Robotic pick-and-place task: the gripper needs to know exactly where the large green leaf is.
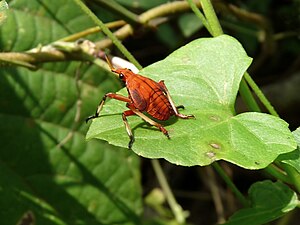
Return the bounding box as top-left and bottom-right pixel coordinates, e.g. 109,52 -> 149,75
1,0 -> 101,51
87,35 -> 297,169
0,1 -> 142,224
223,181 -> 298,225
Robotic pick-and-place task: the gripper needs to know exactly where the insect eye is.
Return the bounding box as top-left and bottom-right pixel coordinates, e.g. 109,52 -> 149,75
119,73 -> 124,79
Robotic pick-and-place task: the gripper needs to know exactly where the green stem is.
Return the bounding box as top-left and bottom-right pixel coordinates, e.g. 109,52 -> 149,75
244,72 -> 279,117
73,0 -> 142,70
200,0 -> 223,36
59,20 -> 126,42
88,0 -> 141,26
239,78 -> 261,112
212,163 -> 249,207
151,159 -> 186,224
281,163 -> 300,193
186,0 -> 213,35
264,165 -> 291,184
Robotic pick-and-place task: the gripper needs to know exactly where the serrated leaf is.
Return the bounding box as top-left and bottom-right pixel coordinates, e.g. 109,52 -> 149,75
86,35 -> 296,169
277,127 -> 300,173
0,65 -> 142,225
0,1 -> 142,224
223,181 -> 298,225
0,0 -> 101,51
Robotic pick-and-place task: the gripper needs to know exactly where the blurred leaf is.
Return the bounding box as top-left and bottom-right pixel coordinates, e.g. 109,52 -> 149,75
0,0 -> 8,25
115,0 -> 168,10
223,181 -> 298,225
0,0 -> 142,224
277,127 -> 300,173
178,13 -> 203,38
156,23 -> 182,50
87,35 -> 296,169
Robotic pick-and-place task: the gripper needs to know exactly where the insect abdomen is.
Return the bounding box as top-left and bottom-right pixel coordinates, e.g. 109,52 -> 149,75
127,75 -> 174,121
147,89 -> 173,121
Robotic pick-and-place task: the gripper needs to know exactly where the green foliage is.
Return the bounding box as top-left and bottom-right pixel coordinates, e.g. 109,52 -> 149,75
1,0 -> 299,224
86,35 -> 296,169
178,13 -> 203,38
115,0 -> 167,10
278,128 -> 300,173
224,181 -> 298,225
0,1 -> 142,224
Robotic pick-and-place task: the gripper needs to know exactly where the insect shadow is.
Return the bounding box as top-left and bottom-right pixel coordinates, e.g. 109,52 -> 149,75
97,112 -> 180,134
131,113 -> 180,134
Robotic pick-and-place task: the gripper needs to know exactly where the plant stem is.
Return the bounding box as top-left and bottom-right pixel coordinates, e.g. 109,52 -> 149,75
59,20 -> 126,42
73,0 -> 142,70
151,159 -> 187,224
200,0 -> 223,36
281,163 -> 300,193
212,163 -> 249,207
88,0 -> 141,26
244,72 -> 279,117
239,78 -> 261,112
186,0 -> 212,35
264,165 -> 291,184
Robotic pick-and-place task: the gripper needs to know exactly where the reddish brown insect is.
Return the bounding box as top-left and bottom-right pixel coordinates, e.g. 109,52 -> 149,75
86,57 -> 194,148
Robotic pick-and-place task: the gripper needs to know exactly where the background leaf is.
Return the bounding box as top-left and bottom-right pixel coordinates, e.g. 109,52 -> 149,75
178,13 -> 203,38
277,127 -> 300,173
0,1 -> 142,224
115,0 -> 168,10
87,35 -> 296,169
223,181 -> 298,225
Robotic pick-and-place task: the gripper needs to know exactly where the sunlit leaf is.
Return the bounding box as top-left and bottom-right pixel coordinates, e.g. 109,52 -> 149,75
87,35 -> 296,169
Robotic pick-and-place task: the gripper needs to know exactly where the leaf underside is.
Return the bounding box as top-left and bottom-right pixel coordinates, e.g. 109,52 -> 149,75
277,127 -> 300,173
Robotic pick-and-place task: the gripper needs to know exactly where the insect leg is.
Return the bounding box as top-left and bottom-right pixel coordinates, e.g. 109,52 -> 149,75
86,93 -> 131,123
176,105 -> 185,110
158,80 -> 195,119
122,110 -> 136,149
127,104 -> 170,139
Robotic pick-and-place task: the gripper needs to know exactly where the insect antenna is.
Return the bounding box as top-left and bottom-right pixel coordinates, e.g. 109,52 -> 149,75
105,54 -> 117,73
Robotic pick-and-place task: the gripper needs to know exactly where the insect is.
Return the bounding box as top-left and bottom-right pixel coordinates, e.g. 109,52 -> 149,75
86,56 -> 195,148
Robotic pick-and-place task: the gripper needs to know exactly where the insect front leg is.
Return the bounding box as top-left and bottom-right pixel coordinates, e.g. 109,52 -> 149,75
86,93 -> 131,123
122,110 -> 136,149
158,80 -> 195,119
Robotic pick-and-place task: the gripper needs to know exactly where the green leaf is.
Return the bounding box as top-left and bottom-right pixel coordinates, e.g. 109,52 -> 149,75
0,66 -> 142,225
1,0 -> 100,51
178,13 -> 203,38
223,181 -> 298,225
86,35 -> 296,169
0,162 -> 66,225
0,1 -> 142,224
115,0 -> 168,10
277,127 -> 300,173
